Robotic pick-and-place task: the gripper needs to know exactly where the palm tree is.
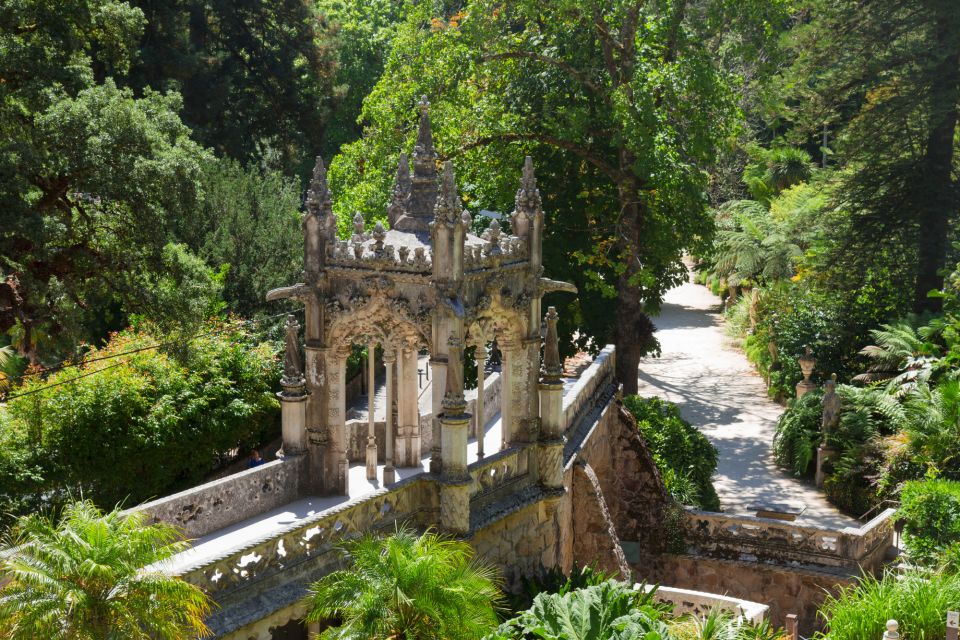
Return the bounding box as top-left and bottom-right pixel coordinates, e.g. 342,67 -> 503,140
0,500 -> 211,639
306,526 -> 503,640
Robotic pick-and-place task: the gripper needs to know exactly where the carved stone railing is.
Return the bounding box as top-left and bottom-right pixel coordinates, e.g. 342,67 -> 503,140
468,446 -> 532,502
682,507 -> 896,572
562,345 -> 615,431
172,475 -> 438,598
641,585 -> 768,624
134,456 -> 305,540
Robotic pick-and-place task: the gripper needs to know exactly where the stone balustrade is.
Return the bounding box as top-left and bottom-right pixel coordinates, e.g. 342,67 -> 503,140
641,584 -> 769,624
682,507 -> 896,572
134,456 -> 305,540
562,345 -> 615,431
468,446 -> 532,501
324,234 -> 528,273
173,474 -> 438,598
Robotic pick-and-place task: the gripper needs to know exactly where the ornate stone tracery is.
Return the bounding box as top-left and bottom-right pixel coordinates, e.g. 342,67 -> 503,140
267,97 -> 575,532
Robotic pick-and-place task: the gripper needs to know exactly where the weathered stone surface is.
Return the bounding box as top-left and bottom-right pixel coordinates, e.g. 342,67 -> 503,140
571,462 -> 630,579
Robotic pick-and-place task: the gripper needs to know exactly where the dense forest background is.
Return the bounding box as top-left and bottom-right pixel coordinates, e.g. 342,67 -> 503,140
0,0 -> 958,526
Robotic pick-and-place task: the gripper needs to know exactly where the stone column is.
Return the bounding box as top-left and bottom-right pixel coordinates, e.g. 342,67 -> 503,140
279,315 -> 308,457
429,356 -> 447,473
475,344 -> 487,460
439,335 -> 471,534
500,343 -> 514,450
397,347 -> 420,467
366,343 -> 378,481
322,351 -> 349,496
538,307 -> 564,490
384,349 -> 396,485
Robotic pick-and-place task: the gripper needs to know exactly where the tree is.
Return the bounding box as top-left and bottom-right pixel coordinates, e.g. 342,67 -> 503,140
330,0 -> 786,392
788,0 -> 960,314
0,1 -> 210,363
306,527 -> 503,639
0,500 -> 211,639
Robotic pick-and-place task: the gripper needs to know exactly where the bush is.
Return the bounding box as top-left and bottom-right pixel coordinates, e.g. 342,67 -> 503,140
0,320 -> 280,518
773,389 -> 823,476
815,570 -> 960,640
624,395 -> 720,511
897,480 -> 960,565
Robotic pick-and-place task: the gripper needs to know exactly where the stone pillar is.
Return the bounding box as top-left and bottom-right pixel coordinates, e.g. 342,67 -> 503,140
278,315 -> 308,457
475,344 -> 487,460
500,343 -> 514,450
320,351 -> 349,496
384,349 -> 396,485
396,347 -> 420,467
429,356 -> 447,473
366,343 -> 378,481
439,335 -> 471,534
538,307 -> 564,490
307,621 -> 321,639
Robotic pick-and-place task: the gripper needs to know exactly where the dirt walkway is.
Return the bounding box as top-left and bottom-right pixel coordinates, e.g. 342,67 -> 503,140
636,278 -> 858,529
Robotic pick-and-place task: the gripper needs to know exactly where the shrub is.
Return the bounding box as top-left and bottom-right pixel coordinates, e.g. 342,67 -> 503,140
773,389 -> 823,476
897,479 -> 960,564
624,396 -> 720,511
815,570 -> 960,640
0,320 -> 279,518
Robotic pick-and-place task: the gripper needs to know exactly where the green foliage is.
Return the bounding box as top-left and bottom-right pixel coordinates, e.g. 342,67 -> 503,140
0,320 -> 279,516
897,480 -> 960,565
669,609 -> 786,640
772,390 -> 823,477
307,526 -> 504,640
623,396 -> 720,511
488,580 -> 671,640
0,500 -> 211,639
509,565 -> 612,615
815,570 -> 960,640
177,158 -> 303,316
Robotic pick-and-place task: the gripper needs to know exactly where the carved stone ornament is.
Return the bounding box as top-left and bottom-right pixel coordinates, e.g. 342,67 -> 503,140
281,315 -> 304,387
542,306 -> 562,382
434,161 -> 463,226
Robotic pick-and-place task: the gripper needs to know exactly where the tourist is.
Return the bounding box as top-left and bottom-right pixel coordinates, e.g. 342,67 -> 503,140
248,449 -> 265,469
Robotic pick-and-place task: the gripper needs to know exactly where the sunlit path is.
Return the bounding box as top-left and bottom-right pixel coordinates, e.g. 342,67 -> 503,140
637,275 -> 858,529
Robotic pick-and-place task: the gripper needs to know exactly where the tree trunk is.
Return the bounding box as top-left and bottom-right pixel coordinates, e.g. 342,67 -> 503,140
914,26 -> 959,313
613,180 -> 650,396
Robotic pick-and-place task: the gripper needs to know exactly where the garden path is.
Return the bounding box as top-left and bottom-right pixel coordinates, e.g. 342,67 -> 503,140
636,276 -> 858,529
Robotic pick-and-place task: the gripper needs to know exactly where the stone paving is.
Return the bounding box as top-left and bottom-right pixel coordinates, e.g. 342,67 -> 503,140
636,277 -> 858,529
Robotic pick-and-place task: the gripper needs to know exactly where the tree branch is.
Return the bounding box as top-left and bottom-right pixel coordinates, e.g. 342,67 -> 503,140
481,51 -> 602,94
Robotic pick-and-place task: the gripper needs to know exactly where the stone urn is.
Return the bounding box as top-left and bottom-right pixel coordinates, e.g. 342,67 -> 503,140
795,347 -> 817,398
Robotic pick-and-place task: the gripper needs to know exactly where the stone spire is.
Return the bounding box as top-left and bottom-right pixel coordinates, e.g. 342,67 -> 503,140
511,156 -> 542,238
396,96 -> 438,232
434,161 -> 462,225
542,306 -> 562,382
388,153 -> 412,227
303,156 -> 335,281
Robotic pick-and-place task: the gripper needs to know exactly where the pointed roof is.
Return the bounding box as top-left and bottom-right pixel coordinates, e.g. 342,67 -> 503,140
395,96 -> 439,232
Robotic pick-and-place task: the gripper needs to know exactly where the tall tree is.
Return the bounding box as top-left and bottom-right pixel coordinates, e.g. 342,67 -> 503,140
0,0 -> 210,362
330,0 -> 785,392
789,0 -> 960,313
0,501 -> 211,639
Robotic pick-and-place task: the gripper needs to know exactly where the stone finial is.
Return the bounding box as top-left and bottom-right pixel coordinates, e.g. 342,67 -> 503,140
434,161 -> 462,225
306,156 -> 332,219
516,156 -> 542,217
461,209 -> 472,231
373,221 -> 386,254
352,212 -> 365,238
485,219 -> 503,256
883,620 -> 899,640
542,306 -> 562,382
388,153 -> 412,227
281,315 -> 304,386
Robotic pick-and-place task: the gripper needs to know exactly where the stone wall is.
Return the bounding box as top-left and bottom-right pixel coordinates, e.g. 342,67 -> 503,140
647,553 -> 854,635
135,455 -> 305,539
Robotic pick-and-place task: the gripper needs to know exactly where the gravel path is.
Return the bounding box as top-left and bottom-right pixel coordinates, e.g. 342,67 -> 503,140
636,278 -> 858,529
